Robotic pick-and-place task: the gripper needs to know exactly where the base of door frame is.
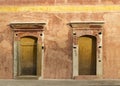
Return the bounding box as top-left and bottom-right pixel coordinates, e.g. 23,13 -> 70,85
73,75 -> 101,80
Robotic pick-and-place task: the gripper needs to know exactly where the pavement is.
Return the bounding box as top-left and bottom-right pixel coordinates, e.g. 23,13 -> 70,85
0,79 -> 120,86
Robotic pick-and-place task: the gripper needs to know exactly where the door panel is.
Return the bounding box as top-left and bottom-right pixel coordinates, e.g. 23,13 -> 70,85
78,36 -> 96,75
20,37 -> 37,75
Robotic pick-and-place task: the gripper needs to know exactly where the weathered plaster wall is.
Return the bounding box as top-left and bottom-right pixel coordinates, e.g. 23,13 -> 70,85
0,13 -> 73,79
103,13 -> 120,79
0,0 -> 120,5
0,12 -> 120,79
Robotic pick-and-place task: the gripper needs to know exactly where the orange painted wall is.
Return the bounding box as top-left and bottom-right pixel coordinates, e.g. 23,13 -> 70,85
0,0 -> 120,79
0,0 -> 119,5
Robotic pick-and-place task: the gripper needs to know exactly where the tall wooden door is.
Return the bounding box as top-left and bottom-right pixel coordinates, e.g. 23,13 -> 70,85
19,36 -> 37,75
78,36 -> 96,75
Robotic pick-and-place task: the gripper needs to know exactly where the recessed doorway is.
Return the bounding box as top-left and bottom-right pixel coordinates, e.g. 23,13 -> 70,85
78,35 -> 96,75
19,36 -> 38,76
10,22 -> 45,79
68,21 -> 104,78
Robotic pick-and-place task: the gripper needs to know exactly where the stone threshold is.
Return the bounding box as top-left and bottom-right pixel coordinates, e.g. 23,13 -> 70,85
0,79 -> 119,86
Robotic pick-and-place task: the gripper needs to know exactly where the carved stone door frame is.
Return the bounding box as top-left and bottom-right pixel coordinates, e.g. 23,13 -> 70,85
10,22 -> 46,79
68,21 -> 104,79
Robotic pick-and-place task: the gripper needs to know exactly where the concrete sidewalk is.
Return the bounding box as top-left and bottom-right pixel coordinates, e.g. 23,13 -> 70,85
0,79 -> 120,86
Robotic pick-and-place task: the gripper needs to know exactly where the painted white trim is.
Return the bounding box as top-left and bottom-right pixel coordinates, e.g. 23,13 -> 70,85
13,41 -> 18,78
73,45 -> 78,76
10,22 -> 47,24
39,31 -> 44,80
97,31 -> 103,77
69,21 -> 105,24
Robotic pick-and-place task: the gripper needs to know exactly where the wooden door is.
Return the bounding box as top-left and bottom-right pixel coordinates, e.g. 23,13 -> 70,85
78,36 -> 96,75
19,36 -> 37,75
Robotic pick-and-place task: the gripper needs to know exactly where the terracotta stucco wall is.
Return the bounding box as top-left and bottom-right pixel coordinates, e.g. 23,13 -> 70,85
103,13 -> 120,79
0,0 -> 120,5
0,0 -> 120,79
0,12 -> 120,79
